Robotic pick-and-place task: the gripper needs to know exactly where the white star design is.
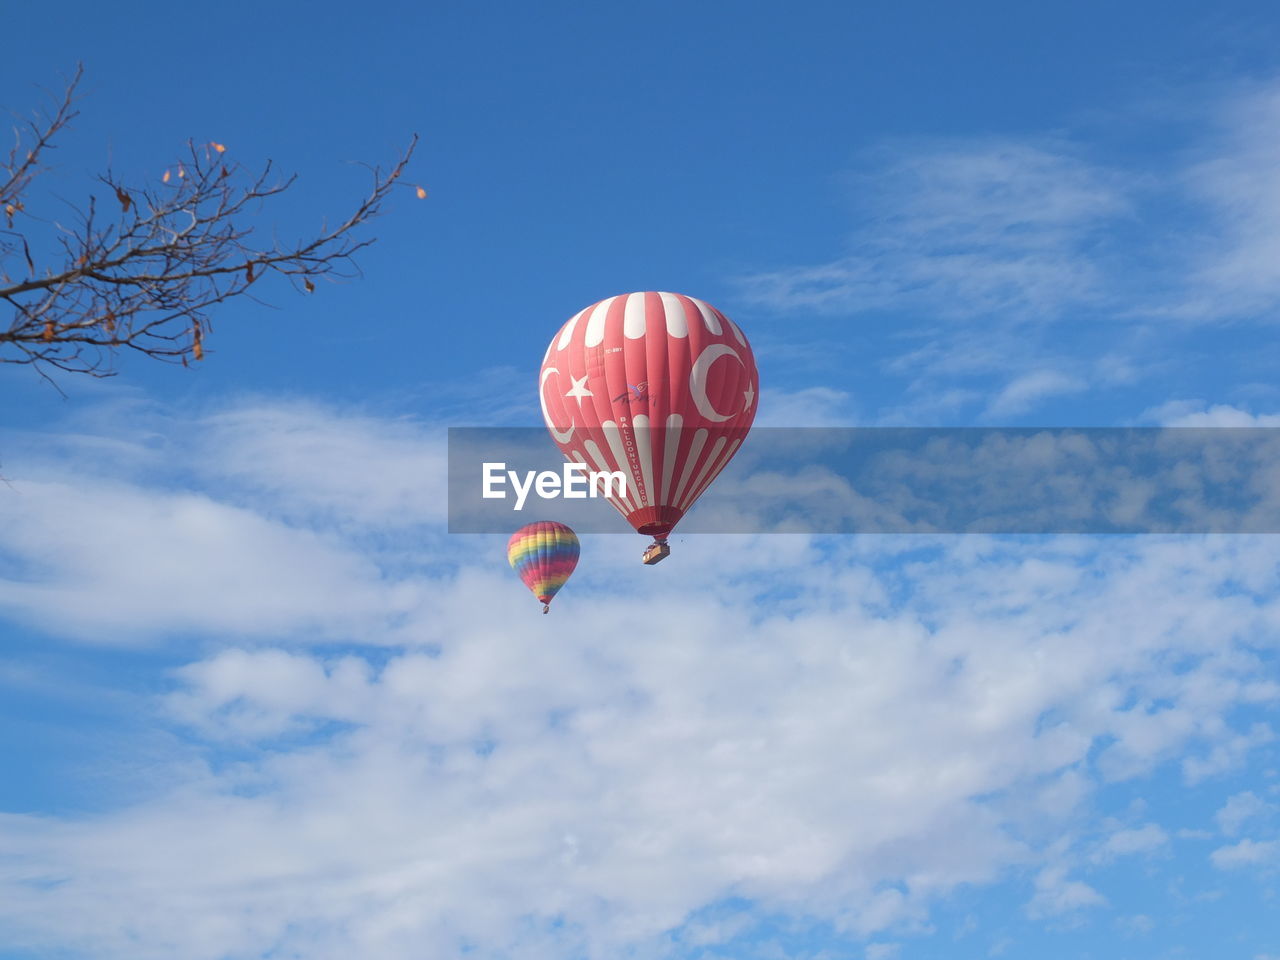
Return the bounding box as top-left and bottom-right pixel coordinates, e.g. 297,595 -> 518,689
565,374 -> 594,407
743,383 -> 755,411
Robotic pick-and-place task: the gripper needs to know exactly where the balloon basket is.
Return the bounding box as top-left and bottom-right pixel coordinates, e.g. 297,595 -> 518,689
642,541 -> 671,565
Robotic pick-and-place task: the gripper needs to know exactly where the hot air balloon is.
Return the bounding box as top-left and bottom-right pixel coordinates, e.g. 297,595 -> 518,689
508,521 -> 580,613
539,292 -> 758,563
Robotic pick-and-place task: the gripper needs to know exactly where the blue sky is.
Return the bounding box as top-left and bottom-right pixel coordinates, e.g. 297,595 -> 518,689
2,1 -> 1280,958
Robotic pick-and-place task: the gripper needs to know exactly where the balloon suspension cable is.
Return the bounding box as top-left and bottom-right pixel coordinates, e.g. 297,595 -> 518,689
542,603 -> 550,614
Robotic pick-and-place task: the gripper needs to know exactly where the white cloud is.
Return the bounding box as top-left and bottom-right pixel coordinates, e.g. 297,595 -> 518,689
0,476 -> 409,643
1216,791 -> 1273,836
1210,838 -> 1279,869
0,398 -> 1279,958
1027,864 -> 1106,919
753,386 -> 858,427
739,139 -> 1126,322
1094,823 -> 1169,862
1144,401 -> 1280,428
1183,724 -> 1276,785
672,908 -> 754,947
166,648 -> 379,739
984,371 -> 1088,420
1181,84 -> 1280,317
0,398 -> 468,644
988,935 -> 1013,956
734,79 -> 1280,420
1117,914 -> 1155,936
194,399 -> 448,528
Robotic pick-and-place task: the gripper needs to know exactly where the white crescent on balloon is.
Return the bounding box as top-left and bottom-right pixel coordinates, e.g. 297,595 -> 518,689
689,344 -> 746,423
540,368 -> 574,443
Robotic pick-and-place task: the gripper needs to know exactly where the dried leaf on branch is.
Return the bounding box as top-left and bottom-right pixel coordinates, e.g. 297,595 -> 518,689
1,65 -> 421,379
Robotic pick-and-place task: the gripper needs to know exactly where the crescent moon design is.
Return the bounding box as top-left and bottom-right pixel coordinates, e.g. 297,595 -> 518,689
540,367 -> 574,443
689,344 -> 743,423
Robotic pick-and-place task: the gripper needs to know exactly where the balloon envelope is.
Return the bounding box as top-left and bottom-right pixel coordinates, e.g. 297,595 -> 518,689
539,292 -> 758,541
507,521 -> 580,609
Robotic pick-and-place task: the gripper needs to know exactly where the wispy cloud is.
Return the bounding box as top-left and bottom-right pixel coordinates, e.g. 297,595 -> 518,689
733,80 -> 1280,421
195,398 -> 449,528
1209,837 -> 1279,869
1144,400 -> 1280,427
1027,863 -> 1107,919
752,386 -> 859,426
0,475 -> 403,642
1180,84 -> 1280,318
985,370 -> 1089,419
739,139 -> 1127,322
1215,791 -> 1273,837
1092,823 -> 1169,863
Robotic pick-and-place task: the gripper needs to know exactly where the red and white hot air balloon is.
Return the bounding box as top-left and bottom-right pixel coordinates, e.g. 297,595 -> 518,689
539,291 -> 759,563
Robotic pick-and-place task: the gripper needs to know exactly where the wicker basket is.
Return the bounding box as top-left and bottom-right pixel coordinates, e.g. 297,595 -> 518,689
642,542 -> 671,565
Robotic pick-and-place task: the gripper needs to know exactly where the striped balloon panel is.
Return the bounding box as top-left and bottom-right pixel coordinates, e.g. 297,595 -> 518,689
507,520 -> 580,603
538,292 -> 758,540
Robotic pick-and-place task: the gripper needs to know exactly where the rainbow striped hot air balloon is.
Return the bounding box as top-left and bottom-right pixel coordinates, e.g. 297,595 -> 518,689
507,521 -> 580,613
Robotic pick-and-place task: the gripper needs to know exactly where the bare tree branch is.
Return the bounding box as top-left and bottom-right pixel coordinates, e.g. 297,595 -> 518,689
0,64 -> 81,215
1,67 -> 421,378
